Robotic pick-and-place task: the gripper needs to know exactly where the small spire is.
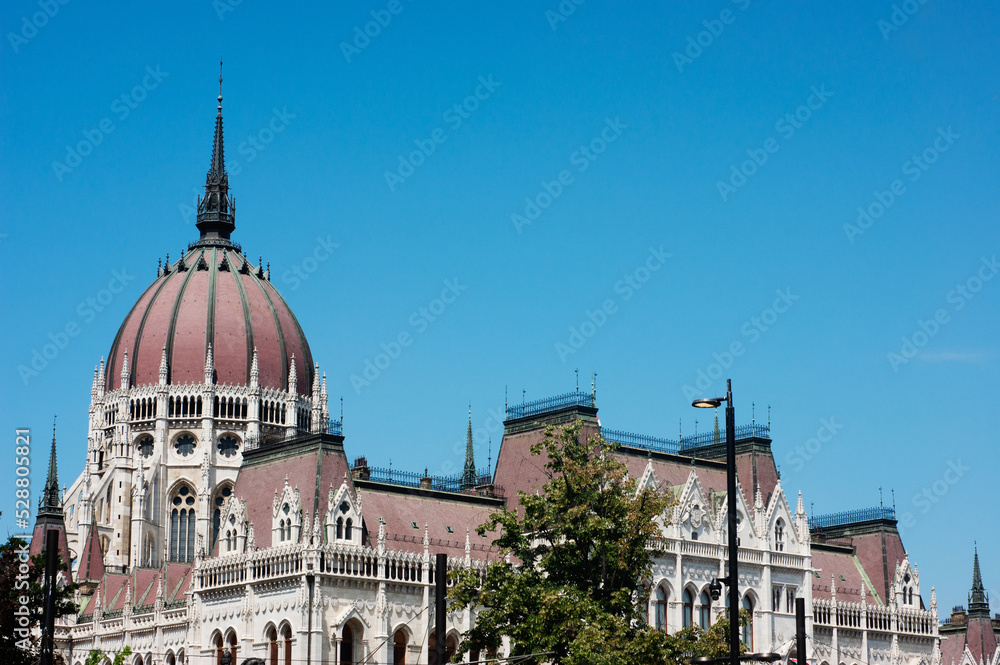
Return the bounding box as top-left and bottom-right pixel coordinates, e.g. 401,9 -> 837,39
713,409 -> 721,445
462,404 -> 477,490
120,349 -> 130,389
250,346 -> 259,387
158,346 -> 169,385
204,342 -> 215,384
38,417 -> 61,515
288,353 -> 298,394
969,545 -> 990,616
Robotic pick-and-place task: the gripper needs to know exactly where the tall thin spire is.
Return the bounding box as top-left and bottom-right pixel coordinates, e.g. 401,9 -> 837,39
39,416 -> 61,515
969,545 -> 990,617
462,404 -> 477,490
196,58 -> 235,242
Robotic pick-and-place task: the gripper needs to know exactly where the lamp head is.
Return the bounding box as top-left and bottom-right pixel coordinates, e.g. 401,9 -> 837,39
692,397 -> 723,408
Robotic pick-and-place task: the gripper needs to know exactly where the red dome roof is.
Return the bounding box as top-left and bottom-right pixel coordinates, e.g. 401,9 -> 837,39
105,246 -> 314,395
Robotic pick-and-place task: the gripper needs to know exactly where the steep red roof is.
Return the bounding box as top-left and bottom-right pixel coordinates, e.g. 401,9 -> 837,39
233,434 -> 353,549
357,483 -> 502,560
810,546 -> 871,602
851,529 -> 907,604
78,525 -> 105,582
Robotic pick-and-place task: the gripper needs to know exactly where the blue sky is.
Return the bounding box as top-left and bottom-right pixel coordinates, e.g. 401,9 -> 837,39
2,1 -> 997,613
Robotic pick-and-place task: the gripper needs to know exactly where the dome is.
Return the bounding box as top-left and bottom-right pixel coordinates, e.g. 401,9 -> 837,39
104,77 -> 314,395
105,247 -> 314,395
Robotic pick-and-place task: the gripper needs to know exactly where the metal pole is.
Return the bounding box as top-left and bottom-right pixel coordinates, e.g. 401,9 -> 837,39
726,380 -> 740,665
436,552 -> 447,665
796,597 -> 807,665
40,529 -> 59,665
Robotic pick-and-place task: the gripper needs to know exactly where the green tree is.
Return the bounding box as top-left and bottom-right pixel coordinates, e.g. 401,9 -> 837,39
86,645 -> 132,665
450,421 -> 747,665
0,535 -> 79,665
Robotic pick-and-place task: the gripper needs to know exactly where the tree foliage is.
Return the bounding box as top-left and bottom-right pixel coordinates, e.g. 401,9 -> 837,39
451,420 -> 746,665
0,535 -> 79,665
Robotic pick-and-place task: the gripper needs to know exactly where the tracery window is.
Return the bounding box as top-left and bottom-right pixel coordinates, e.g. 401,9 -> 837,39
655,586 -> 669,632
683,589 -> 694,627
174,433 -> 196,458
774,518 -> 785,552
169,485 -> 196,562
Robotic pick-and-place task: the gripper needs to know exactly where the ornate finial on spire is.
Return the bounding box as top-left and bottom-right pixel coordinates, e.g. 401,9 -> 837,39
462,404 -> 477,490
204,343 -> 215,385
120,349 -> 130,389
713,408 -> 721,445
196,60 -> 235,243
159,346 -> 169,385
288,353 -> 298,394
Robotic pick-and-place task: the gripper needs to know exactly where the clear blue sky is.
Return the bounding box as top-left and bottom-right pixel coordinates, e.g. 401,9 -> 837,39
2,1 -> 997,614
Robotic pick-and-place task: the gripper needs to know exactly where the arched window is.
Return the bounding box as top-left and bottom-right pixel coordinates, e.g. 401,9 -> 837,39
213,634 -> 224,665
336,517 -> 343,539
655,586 -> 669,632
340,624 -> 355,665
742,595 -> 754,648
774,518 -> 785,552
169,485 -> 196,562
226,631 -> 238,663
683,589 -> 694,627
282,624 -> 292,665
699,591 -> 712,628
345,518 -> 353,540
267,626 -> 278,665
393,629 -> 408,664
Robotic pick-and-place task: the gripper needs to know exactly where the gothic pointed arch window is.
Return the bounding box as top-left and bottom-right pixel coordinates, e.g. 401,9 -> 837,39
683,589 -> 694,627
266,626 -> 278,665
655,585 -> 669,632
169,484 -> 197,562
774,518 -> 785,552
699,590 -> 712,628
742,595 -> 754,648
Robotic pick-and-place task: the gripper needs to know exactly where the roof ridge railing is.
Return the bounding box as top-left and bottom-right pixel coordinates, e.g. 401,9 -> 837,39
505,389 -> 596,420
811,506 -> 896,529
360,465 -> 501,497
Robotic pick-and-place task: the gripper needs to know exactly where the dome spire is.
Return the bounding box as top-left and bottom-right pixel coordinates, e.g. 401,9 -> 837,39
196,58 -> 235,243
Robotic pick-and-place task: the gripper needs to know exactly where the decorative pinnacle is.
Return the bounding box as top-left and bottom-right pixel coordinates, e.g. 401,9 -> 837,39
39,416 -> 61,514
196,59 -> 235,241
969,546 -> 990,616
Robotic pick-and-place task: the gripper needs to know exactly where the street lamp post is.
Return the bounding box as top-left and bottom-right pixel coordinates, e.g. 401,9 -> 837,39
693,379 -> 739,665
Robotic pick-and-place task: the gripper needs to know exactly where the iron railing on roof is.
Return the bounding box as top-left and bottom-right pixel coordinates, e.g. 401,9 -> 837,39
811,506 -> 896,529
678,423 -> 770,450
328,418 -> 343,436
601,429 -> 679,454
505,390 -> 596,420
363,466 -> 500,495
